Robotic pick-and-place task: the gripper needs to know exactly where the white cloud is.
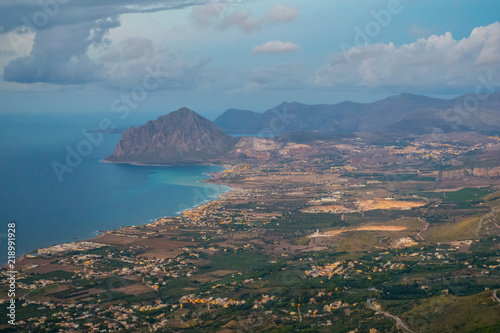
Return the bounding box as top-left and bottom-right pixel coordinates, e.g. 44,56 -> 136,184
220,10 -> 261,33
3,19 -> 119,84
0,31 -> 34,76
252,40 -> 301,54
191,2 -> 229,28
4,28 -> 212,90
267,4 -> 299,23
1,0 -> 213,86
315,22 -> 500,90
191,2 -> 299,33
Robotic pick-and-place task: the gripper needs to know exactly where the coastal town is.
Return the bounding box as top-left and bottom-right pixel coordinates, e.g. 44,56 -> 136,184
3,0 -> 500,331
2,131 -> 500,332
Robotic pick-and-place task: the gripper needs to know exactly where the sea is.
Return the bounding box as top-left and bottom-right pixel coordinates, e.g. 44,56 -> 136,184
0,112 -> 231,264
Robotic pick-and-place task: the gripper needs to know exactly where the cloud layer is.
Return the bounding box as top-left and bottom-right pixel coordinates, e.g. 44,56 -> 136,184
0,0 -> 207,33
192,3 -> 299,33
2,1 -> 499,102
4,18 -> 119,84
101,37 -> 210,90
315,22 -> 500,90
1,0 -> 215,87
252,40 -> 301,54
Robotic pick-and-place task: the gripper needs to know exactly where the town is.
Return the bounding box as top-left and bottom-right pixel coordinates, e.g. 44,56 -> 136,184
1,133 -> 500,332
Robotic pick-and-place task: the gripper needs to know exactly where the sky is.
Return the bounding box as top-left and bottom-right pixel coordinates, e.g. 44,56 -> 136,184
1,0 -> 500,117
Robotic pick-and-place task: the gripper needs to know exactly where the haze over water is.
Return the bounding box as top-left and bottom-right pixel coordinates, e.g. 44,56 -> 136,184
0,112 -> 230,264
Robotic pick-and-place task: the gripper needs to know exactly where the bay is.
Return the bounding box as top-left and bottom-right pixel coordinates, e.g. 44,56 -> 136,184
0,112 -> 230,264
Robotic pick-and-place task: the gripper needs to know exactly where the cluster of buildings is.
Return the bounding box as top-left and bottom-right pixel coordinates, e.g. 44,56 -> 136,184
305,258 -> 414,279
388,141 -> 489,161
33,241 -> 105,256
0,299 -> 148,331
252,295 -> 277,309
180,294 -> 246,308
367,261 -> 407,273
323,300 -> 347,312
305,261 -> 356,278
18,278 -> 71,290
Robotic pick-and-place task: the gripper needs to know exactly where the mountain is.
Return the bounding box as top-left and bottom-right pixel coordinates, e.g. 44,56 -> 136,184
215,101 -> 367,135
104,107 -> 238,165
105,92 -> 500,165
213,108 -> 263,134
214,92 -> 500,135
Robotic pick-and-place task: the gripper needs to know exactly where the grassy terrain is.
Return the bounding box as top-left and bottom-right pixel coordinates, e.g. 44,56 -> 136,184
427,203 -> 500,242
427,216 -> 484,242
21,270 -> 74,284
414,187 -> 493,204
400,292 -> 500,333
207,251 -> 270,272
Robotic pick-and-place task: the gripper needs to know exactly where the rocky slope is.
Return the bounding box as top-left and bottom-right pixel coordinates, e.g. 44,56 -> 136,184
105,108 -> 238,164
441,167 -> 500,179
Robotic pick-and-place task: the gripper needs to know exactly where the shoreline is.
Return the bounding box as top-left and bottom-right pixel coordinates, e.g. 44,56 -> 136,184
10,163 -> 236,266
101,158 -> 226,168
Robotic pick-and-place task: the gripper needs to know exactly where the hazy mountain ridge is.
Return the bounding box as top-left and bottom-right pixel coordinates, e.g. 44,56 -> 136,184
105,92 -> 500,165
215,92 -> 500,135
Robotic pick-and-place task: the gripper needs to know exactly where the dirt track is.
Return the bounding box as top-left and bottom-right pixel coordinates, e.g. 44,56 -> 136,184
310,226 -> 407,237
357,199 -> 426,211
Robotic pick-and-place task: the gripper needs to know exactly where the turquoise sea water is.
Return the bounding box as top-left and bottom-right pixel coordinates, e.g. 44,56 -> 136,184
0,112 -> 231,264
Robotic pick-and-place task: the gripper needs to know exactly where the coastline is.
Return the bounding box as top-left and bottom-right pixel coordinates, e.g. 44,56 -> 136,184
11,163 -> 236,266
101,158 -> 226,168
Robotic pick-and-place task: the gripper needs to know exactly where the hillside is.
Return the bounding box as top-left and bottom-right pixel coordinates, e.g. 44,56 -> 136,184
104,107 -> 238,165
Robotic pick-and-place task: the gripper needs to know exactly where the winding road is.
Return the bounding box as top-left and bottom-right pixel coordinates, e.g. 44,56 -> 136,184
416,217 -> 429,241
493,289 -> 500,304
367,298 -> 415,333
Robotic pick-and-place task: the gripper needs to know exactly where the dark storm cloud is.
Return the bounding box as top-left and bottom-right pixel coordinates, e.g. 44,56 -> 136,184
3,18 -> 120,84
0,0 -> 207,33
1,0 -> 219,85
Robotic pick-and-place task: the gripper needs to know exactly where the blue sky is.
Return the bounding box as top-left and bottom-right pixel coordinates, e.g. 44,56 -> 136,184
1,0 -> 500,116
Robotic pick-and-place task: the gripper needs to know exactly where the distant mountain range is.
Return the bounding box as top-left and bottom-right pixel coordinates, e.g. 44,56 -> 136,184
214,92 -> 500,135
105,92 -> 500,165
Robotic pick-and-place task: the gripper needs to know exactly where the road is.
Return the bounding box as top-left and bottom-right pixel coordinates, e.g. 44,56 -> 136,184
367,298 -> 416,333
416,217 -> 429,241
493,289 -> 500,304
